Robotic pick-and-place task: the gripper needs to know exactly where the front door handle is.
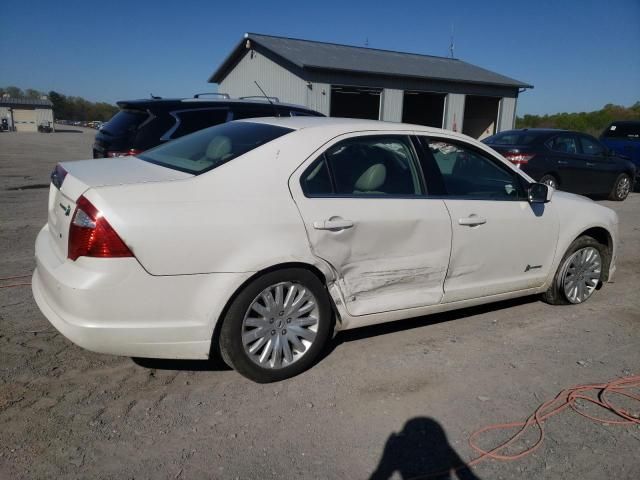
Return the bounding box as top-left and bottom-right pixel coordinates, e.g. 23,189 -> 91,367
557,160 -> 569,165
458,215 -> 487,226
586,162 -> 596,167
313,218 -> 354,230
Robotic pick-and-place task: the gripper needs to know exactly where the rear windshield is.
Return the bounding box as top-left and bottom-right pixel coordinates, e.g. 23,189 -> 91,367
485,131 -> 538,146
602,122 -> 640,139
100,109 -> 148,136
137,121 -> 293,175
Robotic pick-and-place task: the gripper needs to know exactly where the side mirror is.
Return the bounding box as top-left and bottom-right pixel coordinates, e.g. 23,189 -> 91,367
528,183 -> 553,203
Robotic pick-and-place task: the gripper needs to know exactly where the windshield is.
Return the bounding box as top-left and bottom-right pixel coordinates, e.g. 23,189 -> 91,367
602,122 -> 640,139
137,121 -> 293,175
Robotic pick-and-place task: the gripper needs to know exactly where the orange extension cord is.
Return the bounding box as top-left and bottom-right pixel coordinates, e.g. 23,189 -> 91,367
0,274 -> 32,289
412,374 -> 640,479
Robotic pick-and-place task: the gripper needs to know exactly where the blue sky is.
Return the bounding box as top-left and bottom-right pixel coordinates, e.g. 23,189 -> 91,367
1,0 -> 638,115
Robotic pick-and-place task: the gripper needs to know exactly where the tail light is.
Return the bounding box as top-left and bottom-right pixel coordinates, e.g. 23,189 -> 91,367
504,151 -> 535,167
68,196 -> 133,261
50,164 -> 68,189
106,149 -> 143,158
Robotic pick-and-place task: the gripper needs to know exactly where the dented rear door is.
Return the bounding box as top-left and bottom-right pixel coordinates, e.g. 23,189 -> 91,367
290,133 -> 452,317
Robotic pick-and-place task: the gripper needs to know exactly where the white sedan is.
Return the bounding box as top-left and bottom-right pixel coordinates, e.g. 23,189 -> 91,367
33,117 -> 618,382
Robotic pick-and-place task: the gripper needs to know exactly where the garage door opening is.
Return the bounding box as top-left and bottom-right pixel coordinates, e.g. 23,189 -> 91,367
463,96 -> 500,140
402,91 -> 445,127
330,86 -> 381,120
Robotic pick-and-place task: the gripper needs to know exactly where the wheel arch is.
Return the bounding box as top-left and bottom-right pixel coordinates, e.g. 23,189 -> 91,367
574,226 -> 613,281
208,261 -> 339,360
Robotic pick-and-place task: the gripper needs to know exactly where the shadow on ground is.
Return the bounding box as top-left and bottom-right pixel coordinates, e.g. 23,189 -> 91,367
131,356 -> 231,372
54,128 -> 83,133
370,417 -> 481,480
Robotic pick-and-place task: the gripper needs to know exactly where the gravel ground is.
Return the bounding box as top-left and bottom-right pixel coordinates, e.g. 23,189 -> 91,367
0,129 -> 638,480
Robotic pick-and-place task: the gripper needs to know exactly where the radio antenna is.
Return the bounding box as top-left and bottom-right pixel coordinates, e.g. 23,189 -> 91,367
254,81 -> 279,117
449,24 -> 455,58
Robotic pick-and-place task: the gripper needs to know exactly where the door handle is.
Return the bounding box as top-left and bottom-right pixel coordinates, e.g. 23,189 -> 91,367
458,215 -> 487,226
586,162 -> 596,167
557,160 -> 569,165
313,218 -> 354,230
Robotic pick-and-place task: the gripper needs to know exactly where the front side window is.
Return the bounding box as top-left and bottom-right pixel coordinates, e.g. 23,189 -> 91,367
427,140 -> 523,200
602,122 -> 640,139
138,121 -> 292,175
546,134 -> 578,154
301,136 -> 423,196
579,135 -> 604,156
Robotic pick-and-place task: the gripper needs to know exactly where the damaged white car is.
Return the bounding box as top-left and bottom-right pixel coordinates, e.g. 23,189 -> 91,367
33,117 -> 618,382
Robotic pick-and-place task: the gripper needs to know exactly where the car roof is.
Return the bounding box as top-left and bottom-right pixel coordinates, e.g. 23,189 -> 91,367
237,115 -> 462,136
116,97 -> 318,112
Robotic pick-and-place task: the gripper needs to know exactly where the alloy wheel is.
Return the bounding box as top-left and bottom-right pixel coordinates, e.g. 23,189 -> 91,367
561,247 -> 601,304
616,175 -> 631,199
241,282 -> 319,369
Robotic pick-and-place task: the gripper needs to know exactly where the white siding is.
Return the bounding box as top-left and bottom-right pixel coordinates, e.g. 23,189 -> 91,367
219,51 -> 308,106
443,93 -> 465,133
306,82 -> 331,116
497,97 -> 517,132
380,89 -> 403,122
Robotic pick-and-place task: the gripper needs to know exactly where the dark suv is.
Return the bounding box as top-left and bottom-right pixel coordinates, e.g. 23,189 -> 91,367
93,94 -> 323,158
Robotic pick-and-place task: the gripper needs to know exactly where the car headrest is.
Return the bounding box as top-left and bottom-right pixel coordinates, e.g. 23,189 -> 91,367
354,163 -> 386,192
205,136 -> 232,161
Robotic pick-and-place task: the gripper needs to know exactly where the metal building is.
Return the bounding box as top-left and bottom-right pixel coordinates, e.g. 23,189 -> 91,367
209,33 -> 533,139
0,96 -> 54,132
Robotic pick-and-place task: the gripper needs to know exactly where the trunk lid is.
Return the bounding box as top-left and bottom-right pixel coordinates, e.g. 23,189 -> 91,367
47,156 -> 192,259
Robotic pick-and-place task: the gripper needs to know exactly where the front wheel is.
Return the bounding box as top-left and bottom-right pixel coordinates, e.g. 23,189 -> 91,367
542,236 -> 605,305
609,173 -> 631,201
218,268 -> 333,382
539,174 -> 558,189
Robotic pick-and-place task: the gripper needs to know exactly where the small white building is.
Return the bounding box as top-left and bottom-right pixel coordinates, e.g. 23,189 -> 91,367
0,96 -> 54,132
210,33 -> 533,139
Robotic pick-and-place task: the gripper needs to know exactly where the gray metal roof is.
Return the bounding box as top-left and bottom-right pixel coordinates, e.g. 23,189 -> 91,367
210,33 -> 533,89
0,97 -> 53,107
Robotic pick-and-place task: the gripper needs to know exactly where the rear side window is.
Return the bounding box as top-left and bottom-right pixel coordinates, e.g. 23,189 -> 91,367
546,135 -> 578,154
602,123 -> 640,139
169,108 -> 230,138
301,136 -> 423,196
101,110 -> 148,136
138,122 -> 292,175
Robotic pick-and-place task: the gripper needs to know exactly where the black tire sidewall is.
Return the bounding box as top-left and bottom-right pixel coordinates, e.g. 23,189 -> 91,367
219,268 -> 333,383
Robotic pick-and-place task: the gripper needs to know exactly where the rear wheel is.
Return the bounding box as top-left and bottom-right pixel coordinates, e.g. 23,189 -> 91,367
542,236 -> 605,305
608,173 -> 631,201
539,174 -> 558,189
219,268 -> 333,383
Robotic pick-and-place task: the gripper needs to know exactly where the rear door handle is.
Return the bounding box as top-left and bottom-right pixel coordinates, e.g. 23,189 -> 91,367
458,215 -> 487,226
557,160 -> 569,165
586,162 -> 596,167
313,219 -> 354,230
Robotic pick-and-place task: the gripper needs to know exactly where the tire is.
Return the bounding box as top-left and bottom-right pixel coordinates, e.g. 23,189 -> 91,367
539,174 -> 558,189
542,235 -> 606,305
218,268 -> 333,383
608,173 -> 631,201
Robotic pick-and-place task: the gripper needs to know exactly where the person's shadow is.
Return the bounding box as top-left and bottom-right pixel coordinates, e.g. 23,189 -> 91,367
370,417 -> 481,480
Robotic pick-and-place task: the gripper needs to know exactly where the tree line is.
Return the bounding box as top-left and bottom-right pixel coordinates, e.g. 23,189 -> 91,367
516,102 -> 640,137
0,86 -> 119,122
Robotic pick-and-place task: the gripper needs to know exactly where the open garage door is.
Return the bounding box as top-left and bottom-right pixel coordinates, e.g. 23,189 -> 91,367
463,96 -> 500,140
13,109 -> 37,132
402,91 -> 445,127
330,86 -> 381,120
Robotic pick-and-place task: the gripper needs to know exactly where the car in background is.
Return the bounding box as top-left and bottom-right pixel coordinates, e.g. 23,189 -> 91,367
93,94 -> 323,158
34,117 -> 618,382
600,121 -> 640,180
483,129 -> 636,201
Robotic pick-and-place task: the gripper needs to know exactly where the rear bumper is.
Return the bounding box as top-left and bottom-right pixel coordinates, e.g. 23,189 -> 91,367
32,225 -> 251,359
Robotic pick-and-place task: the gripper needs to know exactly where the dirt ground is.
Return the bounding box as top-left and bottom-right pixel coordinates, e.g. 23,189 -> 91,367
0,129 -> 638,480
